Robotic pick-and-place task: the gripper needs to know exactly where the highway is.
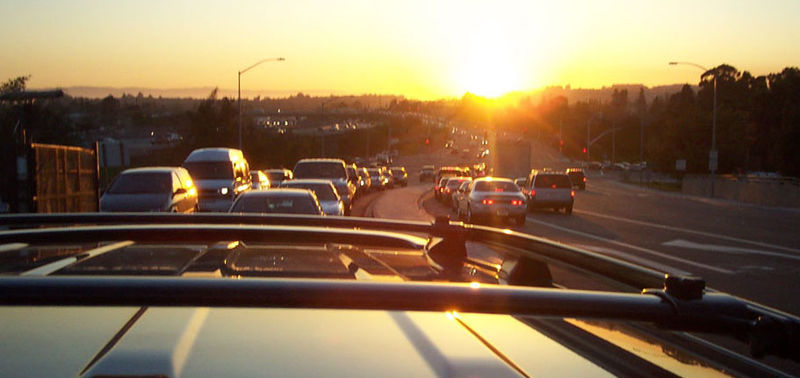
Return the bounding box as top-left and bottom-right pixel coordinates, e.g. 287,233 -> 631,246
359,139 -> 800,317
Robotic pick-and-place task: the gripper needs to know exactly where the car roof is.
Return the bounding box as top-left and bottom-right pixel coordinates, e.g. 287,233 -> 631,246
473,176 -> 513,183
120,167 -> 183,174
295,158 -> 345,164
184,148 -> 244,162
282,179 -> 335,186
237,188 -> 315,198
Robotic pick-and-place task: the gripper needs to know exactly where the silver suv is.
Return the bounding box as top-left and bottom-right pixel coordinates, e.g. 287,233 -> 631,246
522,170 -> 574,214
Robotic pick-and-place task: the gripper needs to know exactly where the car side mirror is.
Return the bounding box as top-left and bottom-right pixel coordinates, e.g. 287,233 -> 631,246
173,188 -> 187,196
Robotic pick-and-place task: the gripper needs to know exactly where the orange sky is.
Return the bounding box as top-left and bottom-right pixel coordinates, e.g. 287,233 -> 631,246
1,1 -> 798,99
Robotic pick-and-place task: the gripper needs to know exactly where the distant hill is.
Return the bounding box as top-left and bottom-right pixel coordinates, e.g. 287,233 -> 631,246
57,86 -> 335,99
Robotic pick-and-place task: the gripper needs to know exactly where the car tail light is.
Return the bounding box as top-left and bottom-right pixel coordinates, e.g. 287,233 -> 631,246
582,177 -> 587,182
551,184 -> 556,189
494,188 -> 504,192
571,190 -> 575,197
445,188 -> 451,194
511,200 -> 523,206
481,199 -> 494,205
530,190 -> 536,197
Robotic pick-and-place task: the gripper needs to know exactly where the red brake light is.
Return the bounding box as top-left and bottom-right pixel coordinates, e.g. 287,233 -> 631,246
445,188 -> 451,193
552,184 -> 556,189
511,200 -> 523,206
583,177 -> 587,182
571,190 -> 575,197
494,188 -> 504,192
481,199 -> 494,205
530,189 -> 535,197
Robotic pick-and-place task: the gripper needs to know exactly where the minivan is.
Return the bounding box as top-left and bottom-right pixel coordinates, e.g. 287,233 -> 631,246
182,148 -> 251,212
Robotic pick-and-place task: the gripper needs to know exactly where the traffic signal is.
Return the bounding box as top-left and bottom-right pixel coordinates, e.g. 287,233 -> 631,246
582,147 -> 587,154
425,138 -> 430,145
560,140 -> 564,146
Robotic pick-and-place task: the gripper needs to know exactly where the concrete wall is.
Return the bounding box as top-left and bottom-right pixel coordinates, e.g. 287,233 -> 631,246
682,175 -> 800,208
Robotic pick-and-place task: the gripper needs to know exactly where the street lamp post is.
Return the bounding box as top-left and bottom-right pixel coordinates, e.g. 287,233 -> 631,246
238,57 -> 285,150
669,61 -> 717,197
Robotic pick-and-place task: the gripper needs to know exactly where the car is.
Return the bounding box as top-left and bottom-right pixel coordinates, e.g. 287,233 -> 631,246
250,170 -> 271,190
182,148 -> 251,212
229,188 -> 324,215
280,179 -> 345,216
264,168 -> 293,185
366,167 -> 388,190
2,213 -> 795,377
359,167 -> 373,193
434,177 -> 449,201
389,166 -> 408,187
566,168 -> 587,190
345,164 -> 362,197
100,167 -> 198,213
523,170 -> 575,214
450,178 -> 473,211
434,166 -> 466,185
442,176 -> 471,205
419,165 -> 435,182
458,177 -> 527,224
293,158 -> 355,215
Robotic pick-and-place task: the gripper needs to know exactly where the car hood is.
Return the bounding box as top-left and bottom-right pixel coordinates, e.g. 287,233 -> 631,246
100,193 -> 169,212
1,306 -> 615,377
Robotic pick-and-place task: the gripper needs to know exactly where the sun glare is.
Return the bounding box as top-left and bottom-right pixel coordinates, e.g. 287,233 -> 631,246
453,25 -> 527,98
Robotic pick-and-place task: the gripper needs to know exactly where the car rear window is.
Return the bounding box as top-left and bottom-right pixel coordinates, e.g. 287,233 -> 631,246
231,195 -> 319,214
107,172 -> 171,194
182,161 -> 233,180
282,183 -> 338,201
294,162 -> 346,179
446,179 -> 469,188
474,181 -> 518,192
534,175 -> 572,188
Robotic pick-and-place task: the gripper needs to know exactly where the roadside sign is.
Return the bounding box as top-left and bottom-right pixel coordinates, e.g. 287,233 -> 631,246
675,159 -> 686,171
709,150 -> 718,172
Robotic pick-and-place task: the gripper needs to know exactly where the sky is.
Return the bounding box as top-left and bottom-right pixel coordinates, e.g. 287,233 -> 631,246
1,0 -> 798,100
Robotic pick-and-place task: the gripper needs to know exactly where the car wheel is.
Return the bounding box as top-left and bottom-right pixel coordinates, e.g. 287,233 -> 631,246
565,205 -> 573,215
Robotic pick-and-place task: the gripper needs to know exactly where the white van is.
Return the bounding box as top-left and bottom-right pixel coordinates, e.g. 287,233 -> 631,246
182,148 -> 251,212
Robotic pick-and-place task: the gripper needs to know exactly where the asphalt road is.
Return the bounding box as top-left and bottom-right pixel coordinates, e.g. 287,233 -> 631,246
367,135 -> 800,316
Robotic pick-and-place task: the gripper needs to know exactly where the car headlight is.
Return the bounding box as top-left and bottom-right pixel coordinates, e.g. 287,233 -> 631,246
219,187 -> 229,196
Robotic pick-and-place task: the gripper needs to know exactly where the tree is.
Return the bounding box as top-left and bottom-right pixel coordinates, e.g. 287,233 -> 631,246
0,75 -> 29,94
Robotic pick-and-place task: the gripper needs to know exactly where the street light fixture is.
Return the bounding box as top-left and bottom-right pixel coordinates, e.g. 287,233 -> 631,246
669,61 -> 718,196
238,57 -> 285,150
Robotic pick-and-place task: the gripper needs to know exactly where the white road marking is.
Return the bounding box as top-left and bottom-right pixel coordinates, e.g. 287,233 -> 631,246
571,244 -> 691,275
574,209 -> 800,254
525,216 -> 735,275
662,239 -> 800,261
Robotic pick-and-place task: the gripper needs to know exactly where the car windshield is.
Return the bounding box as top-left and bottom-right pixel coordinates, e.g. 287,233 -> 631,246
446,179 -> 468,189
107,172 -> 170,194
533,175 -> 572,189
265,171 -> 286,181
182,161 -> 233,180
231,195 -> 319,214
294,162 -> 346,179
474,181 -> 519,192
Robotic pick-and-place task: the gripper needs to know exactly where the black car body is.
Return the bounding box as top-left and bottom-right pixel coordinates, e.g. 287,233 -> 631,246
566,168 -> 587,190
0,213 -> 798,376
100,167 -> 198,213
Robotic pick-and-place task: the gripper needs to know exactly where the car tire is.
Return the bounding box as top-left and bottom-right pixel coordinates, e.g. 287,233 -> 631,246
565,205 -> 573,215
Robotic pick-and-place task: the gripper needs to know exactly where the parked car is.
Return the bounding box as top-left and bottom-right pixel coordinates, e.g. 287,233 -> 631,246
389,166 -> 408,187
100,167 -> 198,213
419,165 -> 435,182
182,148 -> 251,212
250,170 -> 271,190
523,170 -> 575,214
229,188 -> 323,215
566,168 -> 587,190
280,179 -> 345,216
293,158 -> 355,215
458,177 -> 527,225
264,168 -> 293,185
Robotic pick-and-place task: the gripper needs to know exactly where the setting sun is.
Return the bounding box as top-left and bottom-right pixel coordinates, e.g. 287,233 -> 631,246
451,23 -> 528,98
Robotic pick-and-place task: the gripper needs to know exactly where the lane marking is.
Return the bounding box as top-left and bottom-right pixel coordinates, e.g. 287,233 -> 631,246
662,239 -> 800,261
525,216 -> 735,275
574,209 -> 800,254
571,243 -> 691,276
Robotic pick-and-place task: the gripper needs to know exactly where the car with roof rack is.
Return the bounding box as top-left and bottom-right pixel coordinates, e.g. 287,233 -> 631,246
0,213 -> 798,377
